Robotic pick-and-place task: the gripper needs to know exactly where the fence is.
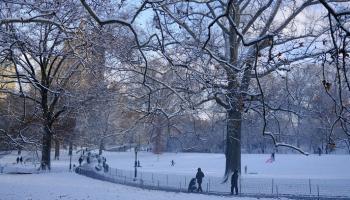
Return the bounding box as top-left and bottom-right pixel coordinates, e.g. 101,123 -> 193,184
75,165 -> 350,199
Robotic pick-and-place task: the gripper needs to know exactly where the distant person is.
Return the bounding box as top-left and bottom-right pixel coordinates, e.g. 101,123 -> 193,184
244,165 -> 247,174
78,156 -> 83,166
16,157 -> 19,164
195,168 -> 205,192
137,160 -> 141,167
188,178 -> 197,192
171,160 -> 175,166
271,152 -> 275,161
19,156 -> 23,164
231,169 -> 239,195
104,163 -> 109,173
318,147 -> 322,156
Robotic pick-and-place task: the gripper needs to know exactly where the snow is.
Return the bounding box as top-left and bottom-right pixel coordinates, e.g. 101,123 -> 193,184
0,171 -> 282,200
3,150 -> 350,179
100,151 -> 350,179
1,150 -> 350,199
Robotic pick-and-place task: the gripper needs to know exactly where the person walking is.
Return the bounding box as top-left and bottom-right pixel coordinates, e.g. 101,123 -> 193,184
231,169 -> 239,195
16,157 -> 19,164
78,156 -> 83,166
171,160 -> 175,166
19,156 -> 23,164
195,168 -> 205,192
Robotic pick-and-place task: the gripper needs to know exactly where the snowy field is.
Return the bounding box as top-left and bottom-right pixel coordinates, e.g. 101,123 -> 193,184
100,151 -> 350,179
1,150 -> 350,199
0,172 -> 284,200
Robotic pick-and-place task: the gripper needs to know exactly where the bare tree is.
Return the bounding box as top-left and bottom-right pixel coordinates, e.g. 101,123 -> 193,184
76,0 -> 350,178
0,0 -> 86,169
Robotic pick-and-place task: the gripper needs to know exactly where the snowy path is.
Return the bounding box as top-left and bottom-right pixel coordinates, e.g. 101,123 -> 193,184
0,172 -> 282,200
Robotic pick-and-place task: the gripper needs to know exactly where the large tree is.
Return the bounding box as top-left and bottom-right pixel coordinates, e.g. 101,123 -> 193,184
0,0 -> 87,169
142,0 -> 350,178
77,0 -> 350,179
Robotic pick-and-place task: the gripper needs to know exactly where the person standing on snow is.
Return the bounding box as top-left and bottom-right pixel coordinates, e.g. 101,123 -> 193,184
78,156 -> 83,166
231,169 -> 239,195
195,168 -> 205,192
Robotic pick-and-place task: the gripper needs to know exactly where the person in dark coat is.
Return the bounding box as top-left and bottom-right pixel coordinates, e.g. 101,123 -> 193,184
188,178 -> 197,192
195,168 -> 205,192
78,156 -> 83,166
19,156 -> 23,164
231,169 -> 239,195
318,147 -> 322,156
16,157 -> 19,164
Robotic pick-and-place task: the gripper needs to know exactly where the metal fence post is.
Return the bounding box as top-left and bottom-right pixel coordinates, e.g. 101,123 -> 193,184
309,179 -> 312,194
276,185 -> 279,198
272,179 -> 274,194
184,177 -> 187,188
206,183 -> 209,193
209,178 -> 211,192
179,182 -> 182,192
239,177 -> 242,194
317,185 -> 320,200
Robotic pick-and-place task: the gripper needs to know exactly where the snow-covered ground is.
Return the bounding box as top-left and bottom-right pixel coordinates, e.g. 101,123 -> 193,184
101,151 -> 350,179
0,170 -> 283,200
1,150 -> 350,199
3,150 -> 350,179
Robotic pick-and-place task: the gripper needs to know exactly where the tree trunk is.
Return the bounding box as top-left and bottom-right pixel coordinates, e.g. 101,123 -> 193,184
68,141 -> 73,156
41,127 -> 52,170
54,139 -> 60,160
99,139 -> 104,155
225,109 -> 242,179
153,124 -> 163,154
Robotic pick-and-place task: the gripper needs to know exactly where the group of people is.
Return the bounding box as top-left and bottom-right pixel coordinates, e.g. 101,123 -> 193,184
188,168 -> 240,195
135,160 -> 141,167
99,156 -> 109,173
188,168 -> 205,193
16,156 -> 23,164
78,151 -> 110,173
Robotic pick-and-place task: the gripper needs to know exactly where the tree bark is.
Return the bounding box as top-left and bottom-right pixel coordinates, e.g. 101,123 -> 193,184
68,141 -> 73,156
225,109 -> 242,179
99,139 -> 104,155
54,139 -> 60,160
41,127 -> 52,170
